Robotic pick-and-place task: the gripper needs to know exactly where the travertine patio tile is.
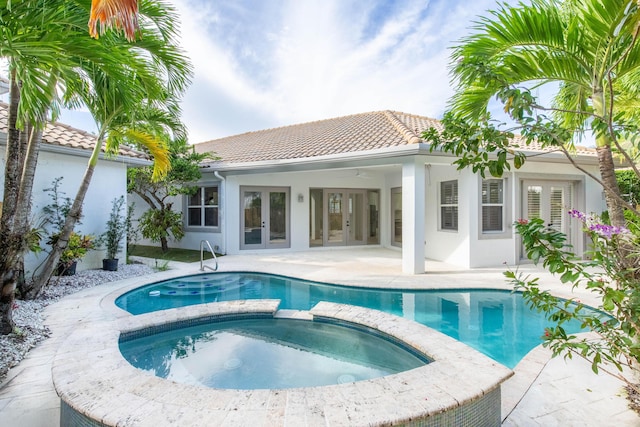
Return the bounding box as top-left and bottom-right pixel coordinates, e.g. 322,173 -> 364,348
3,250 -> 639,426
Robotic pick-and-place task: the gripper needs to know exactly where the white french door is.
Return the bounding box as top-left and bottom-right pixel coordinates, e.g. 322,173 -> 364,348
521,180 -> 573,257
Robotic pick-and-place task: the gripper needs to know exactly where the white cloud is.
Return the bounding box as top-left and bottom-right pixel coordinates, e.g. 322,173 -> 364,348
1,0 -> 506,142
168,0 -> 505,142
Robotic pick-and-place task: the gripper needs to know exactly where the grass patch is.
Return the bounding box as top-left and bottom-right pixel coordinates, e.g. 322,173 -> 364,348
128,245 -> 217,263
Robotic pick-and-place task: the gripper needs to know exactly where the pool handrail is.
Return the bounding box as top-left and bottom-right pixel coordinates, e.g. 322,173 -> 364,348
200,240 -> 218,272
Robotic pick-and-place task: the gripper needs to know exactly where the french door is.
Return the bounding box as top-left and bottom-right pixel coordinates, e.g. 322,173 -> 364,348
325,190 -> 367,246
522,180 -> 573,256
241,187 -> 289,249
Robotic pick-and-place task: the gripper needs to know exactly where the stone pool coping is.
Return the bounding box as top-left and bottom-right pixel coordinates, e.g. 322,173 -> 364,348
52,299 -> 513,426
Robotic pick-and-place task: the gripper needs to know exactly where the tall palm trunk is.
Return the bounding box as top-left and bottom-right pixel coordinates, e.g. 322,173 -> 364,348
26,136 -> 104,299
596,145 -> 626,227
592,89 -> 627,228
0,75 -> 41,333
14,126 -> 42,293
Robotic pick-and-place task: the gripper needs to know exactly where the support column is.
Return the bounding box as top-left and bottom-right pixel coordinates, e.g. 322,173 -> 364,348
402,158 -> 426,274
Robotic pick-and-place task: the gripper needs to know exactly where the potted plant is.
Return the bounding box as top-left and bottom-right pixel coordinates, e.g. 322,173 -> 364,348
49,232 -> 95,276
100,196 -> 127,271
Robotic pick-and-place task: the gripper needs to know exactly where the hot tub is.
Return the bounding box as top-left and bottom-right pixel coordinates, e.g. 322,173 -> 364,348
53,300 -> 513,426
119,315 -> 430,390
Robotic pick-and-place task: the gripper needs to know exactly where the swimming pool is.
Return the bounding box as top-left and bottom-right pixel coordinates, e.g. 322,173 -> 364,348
115,272 -> 591,368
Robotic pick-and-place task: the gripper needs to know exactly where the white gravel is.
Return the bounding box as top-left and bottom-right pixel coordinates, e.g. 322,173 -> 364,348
0,263 -> 154,381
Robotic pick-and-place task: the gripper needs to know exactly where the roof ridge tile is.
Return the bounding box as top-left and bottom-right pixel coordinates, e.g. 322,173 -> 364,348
383,110 -> 422,144
198,110 -> 396,145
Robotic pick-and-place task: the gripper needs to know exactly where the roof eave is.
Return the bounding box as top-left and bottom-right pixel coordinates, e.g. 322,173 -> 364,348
200,143 -> 432,172
201,142 -> 602,172
0,134 -> 152,166
40,144 -> 152,166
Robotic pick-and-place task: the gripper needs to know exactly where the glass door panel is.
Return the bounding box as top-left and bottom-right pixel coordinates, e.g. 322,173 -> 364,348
367,190 -> 380,244
326,192 -> 345,245
526,185 -> 542,219
309,189 -> 323,247
269,191 -> 287,244
348,192 -> 365,245
391,188 -> 402,247
243,191 -> 262,246
549,186 -> 566,233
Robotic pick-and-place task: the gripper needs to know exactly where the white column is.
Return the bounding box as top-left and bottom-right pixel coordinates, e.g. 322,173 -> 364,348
402,158 -> 426,274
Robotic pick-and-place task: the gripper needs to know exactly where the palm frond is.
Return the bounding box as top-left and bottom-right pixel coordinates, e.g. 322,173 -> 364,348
120,129 -> 170,180
449,0 -> 640,138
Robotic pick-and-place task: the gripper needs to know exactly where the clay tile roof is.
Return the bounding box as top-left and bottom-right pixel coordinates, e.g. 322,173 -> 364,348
511,133 -> 596,155
194,110 -> 594,166
194,110 -> 442,165
0,102 -> 149,160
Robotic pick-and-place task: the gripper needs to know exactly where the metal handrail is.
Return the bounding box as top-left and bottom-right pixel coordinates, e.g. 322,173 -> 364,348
200,240 -> 218,271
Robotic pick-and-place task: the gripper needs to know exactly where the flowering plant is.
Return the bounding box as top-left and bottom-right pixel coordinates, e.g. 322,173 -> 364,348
506,211 -> 640,392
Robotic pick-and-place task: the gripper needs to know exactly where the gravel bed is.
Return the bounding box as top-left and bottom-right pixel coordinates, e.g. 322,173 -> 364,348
0,264 -> 154,382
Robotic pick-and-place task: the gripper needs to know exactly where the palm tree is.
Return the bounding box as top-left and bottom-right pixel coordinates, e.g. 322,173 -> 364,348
448,0 -> 640,228
26,66 -> 191,297
0,0 -> 192,331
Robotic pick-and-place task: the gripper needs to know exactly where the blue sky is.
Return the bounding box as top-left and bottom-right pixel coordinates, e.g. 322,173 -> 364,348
3,0 -> 508,143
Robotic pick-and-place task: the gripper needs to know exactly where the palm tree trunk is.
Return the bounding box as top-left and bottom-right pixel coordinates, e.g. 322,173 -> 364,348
0,75 -> 26,334
592,88 -> 626,227
26,137 -> 103,299
13,126 -> 42,293
596,145 -> 626,227
3,74 -> 23,221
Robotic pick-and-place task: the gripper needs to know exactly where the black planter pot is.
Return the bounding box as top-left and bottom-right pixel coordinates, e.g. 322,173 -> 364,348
57,261 -> 77,276
103,258 -> 119,271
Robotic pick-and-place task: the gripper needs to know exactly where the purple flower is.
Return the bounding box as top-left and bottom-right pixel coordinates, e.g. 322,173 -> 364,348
569,209 -> 629,238
588,223 -> 629,238
568,209 -> 586,220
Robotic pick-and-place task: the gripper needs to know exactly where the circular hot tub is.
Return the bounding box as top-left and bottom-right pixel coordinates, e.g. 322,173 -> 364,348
53,300 -> 513,426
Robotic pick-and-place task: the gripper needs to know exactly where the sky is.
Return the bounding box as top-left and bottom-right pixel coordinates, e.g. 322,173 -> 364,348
2,0 -> 509,144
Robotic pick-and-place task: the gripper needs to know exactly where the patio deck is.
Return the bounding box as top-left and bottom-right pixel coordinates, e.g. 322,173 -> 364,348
1,247 -> 638,426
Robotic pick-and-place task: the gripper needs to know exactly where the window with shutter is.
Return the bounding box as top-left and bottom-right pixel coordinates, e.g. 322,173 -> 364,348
482,179 -> 504,232
440,180 -> 458,231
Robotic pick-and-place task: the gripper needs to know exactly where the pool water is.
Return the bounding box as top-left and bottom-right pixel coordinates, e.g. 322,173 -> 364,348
119,318 -> 429,389
116,272 -> 593,368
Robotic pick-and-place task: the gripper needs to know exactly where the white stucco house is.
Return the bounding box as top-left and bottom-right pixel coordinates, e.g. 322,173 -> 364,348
131,110 -> 606,274
0,102 -> 151,275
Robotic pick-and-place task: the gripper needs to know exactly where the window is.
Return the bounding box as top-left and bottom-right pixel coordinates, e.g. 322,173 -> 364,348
187,185 -> 219,228
440,180 -> 458,231
482,179 -> 503,232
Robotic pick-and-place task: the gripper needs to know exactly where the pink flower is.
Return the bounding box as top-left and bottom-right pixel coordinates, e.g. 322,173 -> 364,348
517,219 -> 529,225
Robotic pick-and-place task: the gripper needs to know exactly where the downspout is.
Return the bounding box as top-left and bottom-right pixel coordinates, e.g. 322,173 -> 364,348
214,171 -> 227,255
